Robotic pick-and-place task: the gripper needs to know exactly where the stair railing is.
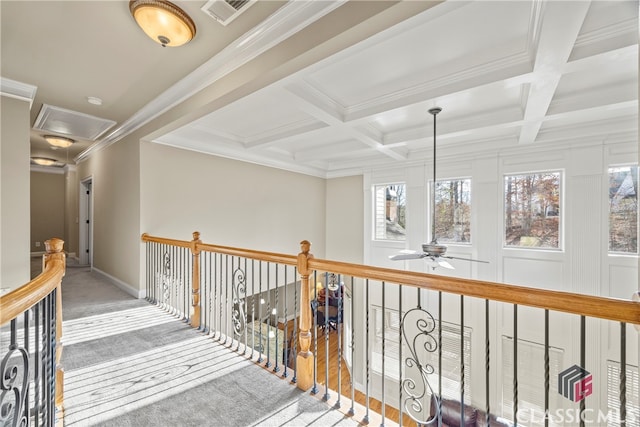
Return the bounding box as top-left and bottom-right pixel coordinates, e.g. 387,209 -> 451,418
141,232 -> 640,427
0,238 -> 66,427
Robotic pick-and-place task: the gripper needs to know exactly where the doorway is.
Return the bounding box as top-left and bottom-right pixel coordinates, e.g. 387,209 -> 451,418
79,177 -> 93,267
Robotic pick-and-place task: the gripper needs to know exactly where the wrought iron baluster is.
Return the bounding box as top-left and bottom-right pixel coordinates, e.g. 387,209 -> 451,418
266,262 -> 272,368
381,281 -> 386,427
400,289 -> 439,425
579,316 -> 586,427
257,261 -> 263,363
243,257 -> 248,355
323,273 -> 330,401
398,284 -> 403,427
34,302 -> 41,427
292,266 -> 298,384
364,278 -> 370,424
283,265 -> 289,378
218,253 -> 223,343
225,255 -> 230,346
336,274 -> 343,409
460,295 -> 465,427
251,259 -> 256,360
544,309 -> 549,427
486,300 -> 491,427
348,276 -> 355,417
232,256 -> 247,352
312,270 -> 318,394
274,263 -> 279,372
513,304 -> 518,426
620,322 -> 627,426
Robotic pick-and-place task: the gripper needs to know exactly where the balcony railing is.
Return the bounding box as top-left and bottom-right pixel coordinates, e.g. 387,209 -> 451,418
0,238 -> 66,427
141,232 -> 640,427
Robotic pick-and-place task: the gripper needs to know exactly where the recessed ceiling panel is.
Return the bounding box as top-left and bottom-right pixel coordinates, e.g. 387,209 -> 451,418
33,104 -> 116,141
305,1 -> 532,108
189,86 -> 321,142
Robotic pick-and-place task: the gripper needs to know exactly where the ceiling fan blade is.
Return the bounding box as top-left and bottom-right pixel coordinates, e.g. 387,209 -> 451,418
389,251 -> 425,261
443,255 -> 489,264
437,259 -> 455,270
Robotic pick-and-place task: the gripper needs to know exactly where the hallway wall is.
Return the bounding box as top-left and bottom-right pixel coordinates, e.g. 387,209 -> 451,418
1,95 -> 30,290
30,170 -> 64,253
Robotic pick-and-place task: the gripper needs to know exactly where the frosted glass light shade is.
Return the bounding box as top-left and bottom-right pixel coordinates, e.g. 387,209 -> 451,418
130,0 -> 196,47
44,135 -> 75,148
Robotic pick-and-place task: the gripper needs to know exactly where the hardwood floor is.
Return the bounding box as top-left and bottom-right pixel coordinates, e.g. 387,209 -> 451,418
277,320 -> 418,427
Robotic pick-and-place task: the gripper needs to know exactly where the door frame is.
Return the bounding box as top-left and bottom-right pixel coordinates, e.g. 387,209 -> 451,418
79,176 -> 93,267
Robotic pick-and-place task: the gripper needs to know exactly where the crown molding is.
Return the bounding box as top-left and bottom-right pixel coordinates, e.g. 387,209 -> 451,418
75,0 -> 346,164
0,77 -> 37,109
30,164 -> 65,174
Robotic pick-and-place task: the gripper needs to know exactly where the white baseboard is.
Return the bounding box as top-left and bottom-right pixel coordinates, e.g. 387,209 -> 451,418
92,267 -> 146,299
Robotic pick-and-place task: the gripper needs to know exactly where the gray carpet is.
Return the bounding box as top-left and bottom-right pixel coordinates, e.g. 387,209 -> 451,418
58,262 -> 359,427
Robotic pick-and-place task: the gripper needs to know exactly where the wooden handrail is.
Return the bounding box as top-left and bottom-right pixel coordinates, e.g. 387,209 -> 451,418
141,233 -> 298,266
0,239 -> 65,325
141,233 -> 640,325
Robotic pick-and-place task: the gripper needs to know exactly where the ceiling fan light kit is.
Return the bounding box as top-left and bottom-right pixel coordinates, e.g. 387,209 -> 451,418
129,0 -> 196,47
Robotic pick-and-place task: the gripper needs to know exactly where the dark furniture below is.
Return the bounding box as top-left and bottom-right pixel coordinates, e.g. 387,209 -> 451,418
428,395 -> 514,427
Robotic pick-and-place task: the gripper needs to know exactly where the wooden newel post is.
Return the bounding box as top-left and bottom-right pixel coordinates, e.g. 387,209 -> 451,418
189,231 -> 202,329
296,240 -> 315,391
44,238 -> 65,420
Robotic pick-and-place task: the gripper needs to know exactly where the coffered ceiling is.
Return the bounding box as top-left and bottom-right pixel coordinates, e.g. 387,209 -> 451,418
157,0 -> 638,178
1,1 -> 637,176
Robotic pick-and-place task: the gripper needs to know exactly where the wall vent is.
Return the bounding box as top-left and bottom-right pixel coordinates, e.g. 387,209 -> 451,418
201,0 -> 255,26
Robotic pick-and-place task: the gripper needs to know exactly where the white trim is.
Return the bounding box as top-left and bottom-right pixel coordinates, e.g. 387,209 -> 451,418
30,165 -> 65,174
92,267 -> 145,299
0,77 -> 37,109
74,0 -> 345,164
30,251 -> 46,257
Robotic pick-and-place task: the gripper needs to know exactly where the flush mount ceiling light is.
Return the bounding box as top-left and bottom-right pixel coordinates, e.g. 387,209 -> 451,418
44,135 -> 75,148
129,0 -> 196,47
31,157 -> 57,166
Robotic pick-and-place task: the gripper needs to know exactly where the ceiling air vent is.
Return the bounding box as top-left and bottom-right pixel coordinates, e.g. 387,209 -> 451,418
201,0 -> 255,26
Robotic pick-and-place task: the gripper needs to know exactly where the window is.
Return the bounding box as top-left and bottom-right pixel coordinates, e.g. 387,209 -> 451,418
501,337 -> 563,426
609,166 -> 638,254
504,172 -> 561,249
606,361 -> 639,427
374,184 -> 406,240
435,178 -> 471,243
372,306 -> 401,380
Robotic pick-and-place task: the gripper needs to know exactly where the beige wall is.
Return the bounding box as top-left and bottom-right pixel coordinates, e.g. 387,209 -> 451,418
30,170 -> 65,252
140,142 -> 327,257
77,133 -> 140,289
326,176 -> 364,263
64,166 -> 79,255
0,96 -> 30,289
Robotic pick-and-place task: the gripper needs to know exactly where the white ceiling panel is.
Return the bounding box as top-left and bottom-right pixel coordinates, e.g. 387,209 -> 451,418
155,0 -> 637,178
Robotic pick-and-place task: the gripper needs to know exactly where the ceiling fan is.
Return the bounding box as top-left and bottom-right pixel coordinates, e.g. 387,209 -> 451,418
389,107 -> 488,270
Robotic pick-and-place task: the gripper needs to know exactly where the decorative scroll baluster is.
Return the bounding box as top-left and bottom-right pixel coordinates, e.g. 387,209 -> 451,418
251,260 -> 256,360
400,302 -> 439,425
232,259 -> 247,346
324,273 -> 330,401
243,258 -> 248,355
296,240 -> 314,391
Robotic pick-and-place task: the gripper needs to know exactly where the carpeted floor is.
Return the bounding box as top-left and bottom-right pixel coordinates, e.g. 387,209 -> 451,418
57,260 -> 359,427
